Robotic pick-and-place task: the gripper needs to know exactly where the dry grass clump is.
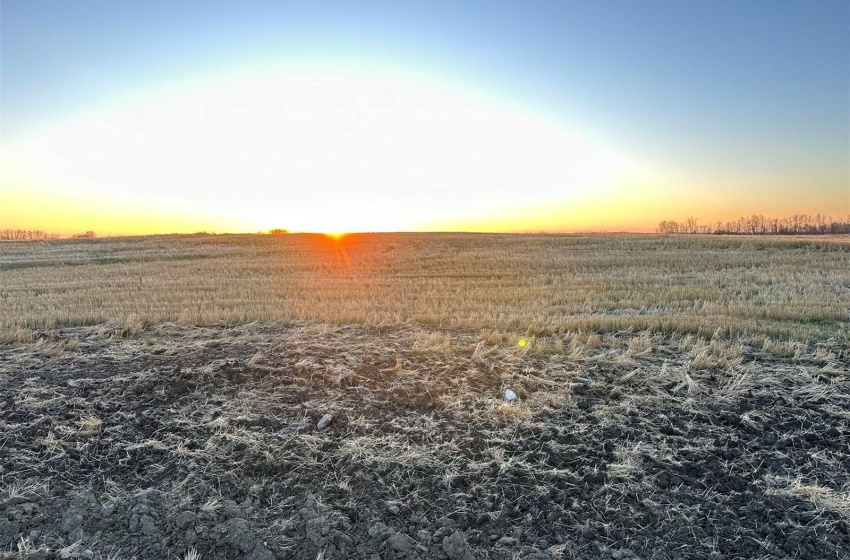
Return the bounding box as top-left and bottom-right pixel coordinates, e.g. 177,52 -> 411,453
9,536 -> 51,560
786,481 -> 850,520
765,476 -> 850,521
497,401 -> 534,420
627,332 -> 653,356
411,330 -> 453,353
77,415 -> 103,436
1,233 -> 847,341
0,327 -> 35,344
607,442 -> 645,480
1,479 -> 49,501
686,337 -> 744,370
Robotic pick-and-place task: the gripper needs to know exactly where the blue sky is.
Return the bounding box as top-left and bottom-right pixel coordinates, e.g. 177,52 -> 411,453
1,1 -> 848,233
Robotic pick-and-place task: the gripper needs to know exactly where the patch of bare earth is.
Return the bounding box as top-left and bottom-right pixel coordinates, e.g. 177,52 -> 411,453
1,322 -> 848,559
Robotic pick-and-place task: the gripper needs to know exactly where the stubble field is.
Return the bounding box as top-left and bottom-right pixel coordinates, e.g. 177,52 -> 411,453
1,233 -> 848,560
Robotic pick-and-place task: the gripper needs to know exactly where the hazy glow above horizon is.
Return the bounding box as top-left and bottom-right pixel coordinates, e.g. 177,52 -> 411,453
3,71 -> 656,233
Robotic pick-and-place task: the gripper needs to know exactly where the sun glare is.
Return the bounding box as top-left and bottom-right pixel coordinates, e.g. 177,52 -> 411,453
1,70 -> 650,235
325,232 -> 348,240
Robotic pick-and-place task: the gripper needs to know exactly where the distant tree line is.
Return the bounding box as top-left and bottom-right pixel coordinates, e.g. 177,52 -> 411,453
657,214 -> 850,235
0,229 -> 99,241
0,229 -> 61,240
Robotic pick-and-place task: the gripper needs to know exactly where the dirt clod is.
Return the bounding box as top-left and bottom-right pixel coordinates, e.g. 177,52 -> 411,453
317,413 -> 334,430
387,532 -> 416,554
443,531 -> 475,560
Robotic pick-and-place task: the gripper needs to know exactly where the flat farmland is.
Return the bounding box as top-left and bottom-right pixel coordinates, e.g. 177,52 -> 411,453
2,233 -> 848,340
1,234 -> 848,560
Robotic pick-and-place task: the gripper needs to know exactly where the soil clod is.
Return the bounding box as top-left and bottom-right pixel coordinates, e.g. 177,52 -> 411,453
317,413 -> 334,430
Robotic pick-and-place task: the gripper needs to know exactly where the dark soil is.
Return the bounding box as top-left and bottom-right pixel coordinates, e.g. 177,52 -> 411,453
1,322 -> 848,559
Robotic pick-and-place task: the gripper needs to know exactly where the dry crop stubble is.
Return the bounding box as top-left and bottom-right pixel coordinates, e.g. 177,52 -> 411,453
1,233 -> 848,341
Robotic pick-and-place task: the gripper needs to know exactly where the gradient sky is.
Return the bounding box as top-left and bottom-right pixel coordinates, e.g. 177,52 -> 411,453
1,0 -> 848,234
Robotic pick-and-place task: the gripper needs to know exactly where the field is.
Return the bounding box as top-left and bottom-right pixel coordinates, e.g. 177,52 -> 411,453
1,233 -> 848,560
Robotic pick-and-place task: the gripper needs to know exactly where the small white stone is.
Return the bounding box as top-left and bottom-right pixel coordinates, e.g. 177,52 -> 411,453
504,389 -> 518,402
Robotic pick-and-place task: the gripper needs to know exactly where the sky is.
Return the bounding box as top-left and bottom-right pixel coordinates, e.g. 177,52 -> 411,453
1,0 -> 848,235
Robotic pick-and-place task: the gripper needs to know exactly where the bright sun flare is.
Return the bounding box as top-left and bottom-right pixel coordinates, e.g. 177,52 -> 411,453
1,71 -> 649,235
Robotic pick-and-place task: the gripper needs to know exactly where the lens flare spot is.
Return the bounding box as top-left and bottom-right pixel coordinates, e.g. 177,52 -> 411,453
518,338 -> 527,347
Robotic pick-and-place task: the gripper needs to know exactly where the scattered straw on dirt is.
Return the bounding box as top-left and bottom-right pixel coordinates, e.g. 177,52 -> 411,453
2,322 -> 848,559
